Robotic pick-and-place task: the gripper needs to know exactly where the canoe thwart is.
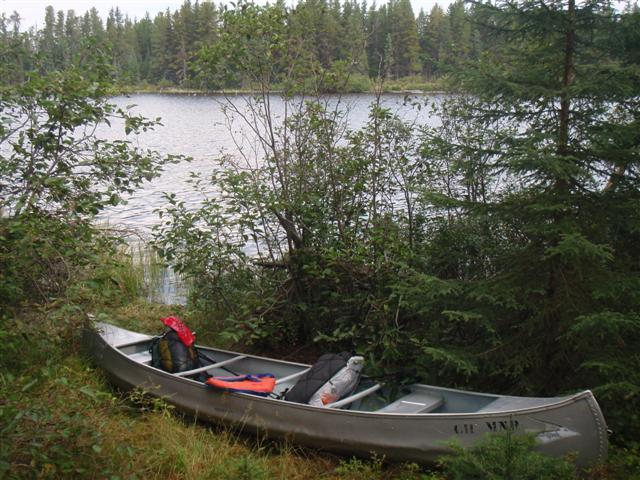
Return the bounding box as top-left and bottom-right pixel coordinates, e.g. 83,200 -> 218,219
175,355 -> 247,377
327,383 -> 382,409
275,368 -> 311,385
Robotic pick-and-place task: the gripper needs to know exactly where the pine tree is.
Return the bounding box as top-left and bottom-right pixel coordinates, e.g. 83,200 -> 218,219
88,7 -> 105,41
365,3 -> 389,78
422,4 -> 446,78
339,0 -> 369,74
425,0 -> 640,440
150,10 -> 175,83
135,14 -> 154,82
387,0 -> 420,78
120,16 -> 140,83
39,6 -> 56,69
0,11 -> 33,84
64,10 -> 81,63
444,0 -> 471,67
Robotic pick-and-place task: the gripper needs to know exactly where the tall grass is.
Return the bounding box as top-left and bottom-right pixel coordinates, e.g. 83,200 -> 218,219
119,241 -> 189,305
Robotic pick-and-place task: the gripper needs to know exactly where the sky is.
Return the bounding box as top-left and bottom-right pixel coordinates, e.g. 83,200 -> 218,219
1,0 -> 453,30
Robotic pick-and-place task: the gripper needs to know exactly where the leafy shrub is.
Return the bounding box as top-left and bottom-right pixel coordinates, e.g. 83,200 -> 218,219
0,46 -> 180,312
441,432 -> 578,480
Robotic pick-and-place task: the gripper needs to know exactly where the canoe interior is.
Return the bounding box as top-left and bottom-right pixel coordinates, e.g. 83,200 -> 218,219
117,335 -> 568,415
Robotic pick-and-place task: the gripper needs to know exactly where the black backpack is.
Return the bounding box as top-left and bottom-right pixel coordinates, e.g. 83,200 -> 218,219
150,329 -> 200,374
284,352 -> 351,404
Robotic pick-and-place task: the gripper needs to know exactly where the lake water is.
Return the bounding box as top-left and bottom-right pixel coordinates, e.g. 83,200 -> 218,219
98,92 -> 443,304
100,92 -> 443,233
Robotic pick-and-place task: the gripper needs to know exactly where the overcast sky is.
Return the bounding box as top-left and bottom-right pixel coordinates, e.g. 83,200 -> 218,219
1,0 -> 453,30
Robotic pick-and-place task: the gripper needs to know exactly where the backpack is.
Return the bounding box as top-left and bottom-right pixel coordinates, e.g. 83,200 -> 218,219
150,329 -> 200,373
284,352 -> 363,406
149,316 -> 200,374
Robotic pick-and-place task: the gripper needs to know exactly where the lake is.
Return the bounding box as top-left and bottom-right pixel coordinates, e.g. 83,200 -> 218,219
100,92 -> 443,233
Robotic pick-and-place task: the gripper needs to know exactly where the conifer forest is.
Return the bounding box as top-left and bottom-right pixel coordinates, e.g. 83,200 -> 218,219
1,0 -> 640,478
3,0 -> 491,89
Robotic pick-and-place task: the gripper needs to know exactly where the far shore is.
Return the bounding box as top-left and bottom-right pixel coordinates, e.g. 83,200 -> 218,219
116,84 -> 447,97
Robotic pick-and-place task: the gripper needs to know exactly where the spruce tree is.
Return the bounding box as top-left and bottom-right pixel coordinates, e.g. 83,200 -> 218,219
423,4 -> 446,78
387,0 -> 420,78
425,0 -> 640,441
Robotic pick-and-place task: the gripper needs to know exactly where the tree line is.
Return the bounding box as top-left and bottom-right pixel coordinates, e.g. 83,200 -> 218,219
1,0 -> 493,89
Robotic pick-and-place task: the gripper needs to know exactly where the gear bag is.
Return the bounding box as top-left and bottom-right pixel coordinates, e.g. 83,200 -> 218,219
308,355 -> 364,406
284,352 -> 363,406
150,317 -> 200,374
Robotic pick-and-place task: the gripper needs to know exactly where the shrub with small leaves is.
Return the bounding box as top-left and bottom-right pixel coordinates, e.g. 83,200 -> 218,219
441,432 -> 578,480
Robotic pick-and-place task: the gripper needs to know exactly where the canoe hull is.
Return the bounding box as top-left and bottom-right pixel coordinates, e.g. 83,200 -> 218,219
83,323 -> 608,466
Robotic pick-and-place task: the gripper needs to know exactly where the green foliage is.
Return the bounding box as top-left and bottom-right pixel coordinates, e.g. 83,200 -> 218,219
602,444 -> 640,480
154,99 -> 450,364
441,432 -> 578,480
333,456 -> 434,480
6,4 -> 640,471
0,308 -> 112,478
0,50 -> 179,313
0,49 -> 173,218
0,215 -> 105,307
198,2 -> 288,90
419,0 -> 640,440
1,0 -> 483,91
156,0 -> 640,450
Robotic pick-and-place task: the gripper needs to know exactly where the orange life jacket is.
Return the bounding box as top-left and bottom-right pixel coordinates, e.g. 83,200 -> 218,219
205,374 -> 275,397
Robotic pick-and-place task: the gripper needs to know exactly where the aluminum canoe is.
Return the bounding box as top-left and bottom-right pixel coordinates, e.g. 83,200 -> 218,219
83,322 -> 608,467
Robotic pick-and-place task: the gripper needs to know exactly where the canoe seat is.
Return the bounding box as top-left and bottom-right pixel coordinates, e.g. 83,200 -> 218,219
377,392 -> 443,414
129,351 -> 152,365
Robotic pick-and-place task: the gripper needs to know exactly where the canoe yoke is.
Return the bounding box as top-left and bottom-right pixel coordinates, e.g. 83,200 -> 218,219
377,392 -> 444,414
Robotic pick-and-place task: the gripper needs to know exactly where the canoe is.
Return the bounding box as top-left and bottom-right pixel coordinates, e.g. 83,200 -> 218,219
83,321 -> 608,467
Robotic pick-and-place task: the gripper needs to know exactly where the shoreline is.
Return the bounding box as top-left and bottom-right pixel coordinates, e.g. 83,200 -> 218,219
115,86 -> 447,96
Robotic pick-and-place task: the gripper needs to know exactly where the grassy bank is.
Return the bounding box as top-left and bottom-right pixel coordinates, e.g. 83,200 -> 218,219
0,298 -> 437,480
3,299 -> 640,479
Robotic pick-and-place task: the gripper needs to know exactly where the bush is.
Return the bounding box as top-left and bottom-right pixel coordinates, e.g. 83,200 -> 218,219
0,48 -> 180,312
0,215 -> 101,309
441,432 -> 578,480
